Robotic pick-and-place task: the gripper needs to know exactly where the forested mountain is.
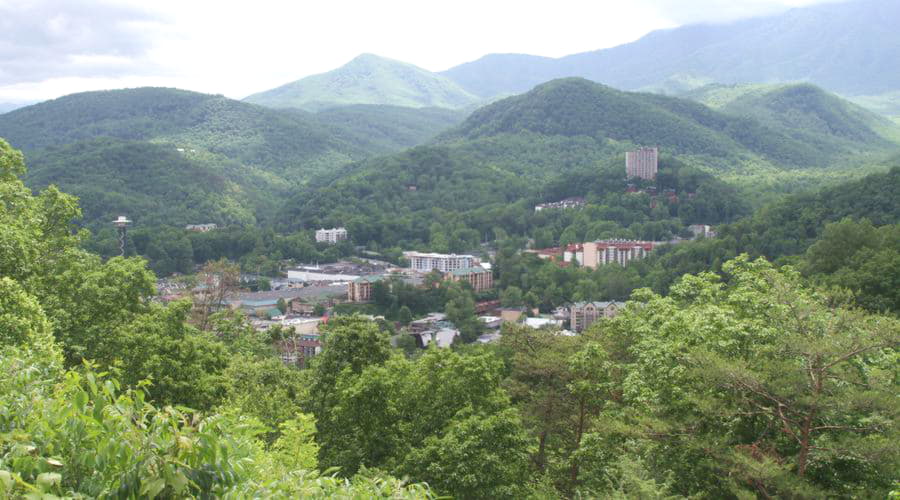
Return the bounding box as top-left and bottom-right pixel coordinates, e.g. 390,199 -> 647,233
0,102 -> 28,113
312,104 -> 467,154
683,83 -> 900,147
280,77 -> 899,253
0,87 -> 362,176
0,88 -> 467,227
441,0 -> 900,106
448,78 -> 898,168
244,54 -> 480,111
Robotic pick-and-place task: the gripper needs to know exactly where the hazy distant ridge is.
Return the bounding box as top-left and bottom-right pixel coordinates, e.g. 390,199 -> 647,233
244,54 -> 480,111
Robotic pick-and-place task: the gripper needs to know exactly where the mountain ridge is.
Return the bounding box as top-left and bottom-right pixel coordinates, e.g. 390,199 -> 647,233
440,0 -> 900,103
244,53 -> 480,111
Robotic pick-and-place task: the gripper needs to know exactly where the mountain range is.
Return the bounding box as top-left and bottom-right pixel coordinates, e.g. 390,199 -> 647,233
282,78 -> 900,247
440,0 -> 899,101
0,88 -> 465,227
244,54 -> 480,111
237,0 -> 899,122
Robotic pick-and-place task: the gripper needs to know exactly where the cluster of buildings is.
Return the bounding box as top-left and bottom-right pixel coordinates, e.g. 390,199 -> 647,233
315,227 -> 348,244
347,252 -> 494,304
534,197 -> 586,213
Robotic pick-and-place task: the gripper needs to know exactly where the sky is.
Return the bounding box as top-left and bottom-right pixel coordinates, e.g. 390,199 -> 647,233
0,0 -> 847,105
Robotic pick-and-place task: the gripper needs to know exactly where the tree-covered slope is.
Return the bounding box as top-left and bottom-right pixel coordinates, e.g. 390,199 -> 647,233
0,87 -> 364,179
23,138 -> 275,227
244,54 -> 480,111
0,87 -> 468,227
441,0 -> 900,100
280,77 -> 898,251
448,78 -> 897,168
312,104 -> 467,154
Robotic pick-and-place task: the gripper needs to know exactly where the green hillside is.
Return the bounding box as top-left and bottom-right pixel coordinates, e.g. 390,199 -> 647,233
312,104 -> 466,154
450,78 -> 897,168
244,54 -> 480,111
279,77 -> 899,251
25,138 -> 273,227
683,83 -> 900,149
0,87 -> 363,179
0,88 -> 472,228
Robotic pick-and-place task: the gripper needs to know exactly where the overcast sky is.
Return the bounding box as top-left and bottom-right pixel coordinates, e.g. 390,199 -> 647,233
0,0 -> 846,104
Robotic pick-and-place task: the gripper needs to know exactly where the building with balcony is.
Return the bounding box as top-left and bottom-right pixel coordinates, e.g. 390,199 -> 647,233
315,227 -> 348,244
404,252 -> 477,273
563,240 -> 657,269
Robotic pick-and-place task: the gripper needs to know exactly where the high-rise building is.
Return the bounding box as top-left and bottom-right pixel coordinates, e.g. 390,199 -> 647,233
626,147 -> 659,180
315,227 -> 348,244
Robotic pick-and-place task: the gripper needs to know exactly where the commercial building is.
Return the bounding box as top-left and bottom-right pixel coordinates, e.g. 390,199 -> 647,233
570,301 -> 621,332
404,252 -> 477,273
445,266 -> 494,293
626,147 -> 659,180
315,227 -> 348,244
564,240 -> 657,269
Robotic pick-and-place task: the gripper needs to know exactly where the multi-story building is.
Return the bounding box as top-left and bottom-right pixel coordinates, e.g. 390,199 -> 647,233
445,266 -> 494,292
315,227 -> 348,244
564,240 -> 657,269
276,334 -> 321,368
626,147 -> 659,180
404,252 -> 477,273
570,301 -> 621,332
347,275 -> 383,302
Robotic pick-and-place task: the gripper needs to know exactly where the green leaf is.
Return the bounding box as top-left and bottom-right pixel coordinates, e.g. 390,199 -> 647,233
36,472 -> 61,491
141,478 -> 166,499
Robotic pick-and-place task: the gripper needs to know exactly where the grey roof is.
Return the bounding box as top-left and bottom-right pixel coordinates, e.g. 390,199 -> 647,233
237,284 -> 347,303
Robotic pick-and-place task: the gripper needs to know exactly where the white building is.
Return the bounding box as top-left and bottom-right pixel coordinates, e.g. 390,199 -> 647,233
185,223 -> 217,232
315,227 -> 348,244
403,252 -> 477,273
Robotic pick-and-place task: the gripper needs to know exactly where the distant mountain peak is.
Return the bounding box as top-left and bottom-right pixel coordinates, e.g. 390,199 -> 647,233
244,54 -> 479,111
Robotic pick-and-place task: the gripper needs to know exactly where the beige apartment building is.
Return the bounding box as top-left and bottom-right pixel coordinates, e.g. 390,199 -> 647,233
444,266 -> 494,293
564,240 -> 657,269
626,147 -> 659,180
570,301 -> 621,332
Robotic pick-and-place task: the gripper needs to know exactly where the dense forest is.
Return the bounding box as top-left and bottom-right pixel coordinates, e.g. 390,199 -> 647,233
0,87 -> 468,229
2,138 -> 898,497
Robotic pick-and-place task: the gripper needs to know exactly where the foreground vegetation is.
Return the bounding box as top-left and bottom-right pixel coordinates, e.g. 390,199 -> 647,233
3,129 -> 899,498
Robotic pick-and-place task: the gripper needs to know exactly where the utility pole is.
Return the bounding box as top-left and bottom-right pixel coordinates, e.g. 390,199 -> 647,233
112,215 -> 131,256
